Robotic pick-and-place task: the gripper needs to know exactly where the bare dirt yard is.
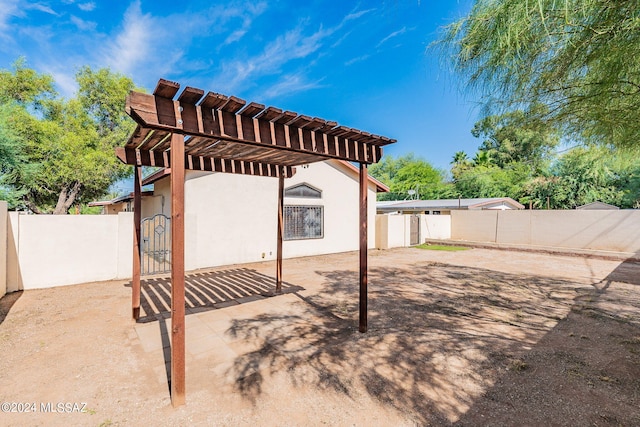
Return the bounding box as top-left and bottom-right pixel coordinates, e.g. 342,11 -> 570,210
0,247 -> 639,426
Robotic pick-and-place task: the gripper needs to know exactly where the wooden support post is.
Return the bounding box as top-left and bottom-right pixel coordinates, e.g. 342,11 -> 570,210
170,133 -> 186,407
359,163 -> 368,333
276,166 -> 284,293
132,165 -> 142,320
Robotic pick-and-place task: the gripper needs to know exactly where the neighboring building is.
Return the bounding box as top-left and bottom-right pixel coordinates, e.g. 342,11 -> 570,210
576,201 -> 619,210
137,160 -> 388,271
377,197 -> 524,215
88,191 -> 155,215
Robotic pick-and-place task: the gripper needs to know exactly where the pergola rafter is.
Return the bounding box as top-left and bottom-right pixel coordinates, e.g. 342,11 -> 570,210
117,78 -> 396,407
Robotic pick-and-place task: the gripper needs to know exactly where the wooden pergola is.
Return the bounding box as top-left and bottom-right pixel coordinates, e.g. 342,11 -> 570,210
116,79 -> 396,406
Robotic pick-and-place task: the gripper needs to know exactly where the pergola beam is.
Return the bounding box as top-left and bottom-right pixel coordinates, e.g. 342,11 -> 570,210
115,147 -> 296,178
126,91 -> 385,164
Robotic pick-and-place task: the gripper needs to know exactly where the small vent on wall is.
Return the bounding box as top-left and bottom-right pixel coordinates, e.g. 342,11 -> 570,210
284,183 -> 322,199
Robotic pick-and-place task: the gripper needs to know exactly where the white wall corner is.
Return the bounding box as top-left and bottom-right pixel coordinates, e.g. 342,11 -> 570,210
0,201 -> 7,298
117,212 -> 134,279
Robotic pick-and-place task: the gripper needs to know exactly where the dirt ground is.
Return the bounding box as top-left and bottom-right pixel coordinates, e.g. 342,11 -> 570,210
0,247 -> 639,426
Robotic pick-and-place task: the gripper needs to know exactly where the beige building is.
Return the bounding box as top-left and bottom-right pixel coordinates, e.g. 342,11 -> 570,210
377,197 -> 524,215
88,191 -> 155,216
138,160 -> 388,271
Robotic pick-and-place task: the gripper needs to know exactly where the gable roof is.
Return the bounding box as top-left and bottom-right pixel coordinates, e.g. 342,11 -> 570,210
576,201 -> 620,210
88,191 -> 154,207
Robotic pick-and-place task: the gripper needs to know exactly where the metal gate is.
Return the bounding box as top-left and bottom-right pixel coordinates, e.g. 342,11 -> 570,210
410,214 -> 420,245
141,214 -> 171,275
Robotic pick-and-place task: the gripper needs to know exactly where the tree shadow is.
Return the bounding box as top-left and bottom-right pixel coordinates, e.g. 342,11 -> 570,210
225,261 -> 619,424
456,257 -> 640,426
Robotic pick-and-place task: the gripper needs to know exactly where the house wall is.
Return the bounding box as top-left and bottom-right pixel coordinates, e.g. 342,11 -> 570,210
451,210 -> 640,253
282,162 -> 377,258
104,203 -> 128,215
141,194 -> 165,219
144,160 -> 378,271
5,212 -> 133,290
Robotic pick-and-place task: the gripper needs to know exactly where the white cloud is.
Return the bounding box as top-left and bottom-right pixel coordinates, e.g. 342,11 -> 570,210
345,54 -> 370,66
344,8 -> 375,22
78,2 -> 95,12
102,1 -> 156,76
0,0 -> 21,38
376,26 -> 407,48
221,1 -> 267,45
70,15 -> 96,31
260,73 -> 325,100
46,67 -> 78,97
211,6 -> 375,96
213,21 -> 338,93
224,29 -> 247,45
26,3 -> 58,16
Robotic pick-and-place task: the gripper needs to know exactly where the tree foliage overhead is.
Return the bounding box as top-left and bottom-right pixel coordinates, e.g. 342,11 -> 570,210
441,0 -> 640,147
0,59 -> 138,214
369,153 -> 454,201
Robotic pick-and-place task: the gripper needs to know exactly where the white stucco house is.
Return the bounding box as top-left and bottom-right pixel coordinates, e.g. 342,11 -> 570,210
135,159 -> 388,271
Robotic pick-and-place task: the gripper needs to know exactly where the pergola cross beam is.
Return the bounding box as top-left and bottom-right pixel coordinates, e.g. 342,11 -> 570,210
123,79 -> 393,169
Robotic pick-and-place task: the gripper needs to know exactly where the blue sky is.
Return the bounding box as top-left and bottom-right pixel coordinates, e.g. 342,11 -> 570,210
0,0 -> 480,172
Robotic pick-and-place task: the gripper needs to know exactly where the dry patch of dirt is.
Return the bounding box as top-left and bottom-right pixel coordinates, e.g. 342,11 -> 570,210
0,248 -> 638,426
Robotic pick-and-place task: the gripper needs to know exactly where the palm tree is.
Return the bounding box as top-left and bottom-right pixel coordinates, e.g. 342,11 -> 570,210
451,151 -> 470,166
473,151 -> 493,167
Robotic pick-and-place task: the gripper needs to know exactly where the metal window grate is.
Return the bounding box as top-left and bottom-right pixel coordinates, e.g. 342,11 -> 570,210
284,205 -> 323,240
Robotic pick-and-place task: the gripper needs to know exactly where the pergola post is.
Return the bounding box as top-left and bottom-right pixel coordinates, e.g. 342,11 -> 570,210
359,163 -> 368,333
132,165 -> 142,320
276,166 -> 284,293
170,132 -> 186,407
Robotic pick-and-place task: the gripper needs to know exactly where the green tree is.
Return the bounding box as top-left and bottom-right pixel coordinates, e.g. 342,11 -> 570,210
471,108 -> 559,171
369,153 -> 454,201
440,0 -> 640,147
454,163 -> 532,200
521,145 -> 640,209
451,151 -> 470,167
472,150 -> 493,168
0,60 -> 137,213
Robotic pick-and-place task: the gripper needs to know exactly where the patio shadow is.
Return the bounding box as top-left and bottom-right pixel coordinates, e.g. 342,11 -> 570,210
132,267 -> 303,323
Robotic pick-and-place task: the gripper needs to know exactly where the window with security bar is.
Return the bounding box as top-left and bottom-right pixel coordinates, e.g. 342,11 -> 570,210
284,205 -> 324,240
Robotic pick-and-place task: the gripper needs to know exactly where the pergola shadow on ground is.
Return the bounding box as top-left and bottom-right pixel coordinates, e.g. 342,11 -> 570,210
131,268 -> 303,323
